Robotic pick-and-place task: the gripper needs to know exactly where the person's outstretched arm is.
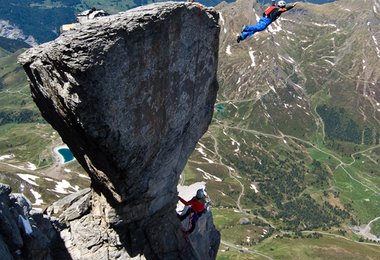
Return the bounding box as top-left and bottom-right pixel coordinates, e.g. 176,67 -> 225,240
178,196 -> 191,205
286,2 -> 297,11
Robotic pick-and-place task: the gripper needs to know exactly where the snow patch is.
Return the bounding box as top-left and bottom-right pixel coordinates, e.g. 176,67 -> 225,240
267,20 -> 282,34
371,35 -> 380,57
78,173 -> 90,179
219,191 -> 227,196
196,168 -> 222,182
371,35 -> 378,46
226,45 -> 232,55
324,59 -> 335,66
312,22 -> 336,28
219,12 -> 225,25
283,56 -> 295,64
17,174 -> 39,186
198,142 -> 206,149
229,101 -> 238,109
51,180 -> 80,194
373,1 -> 380,14
30,189 -> 43,206
202,157 -> 215,164
196,147 -> 208,158
250,184 -> 259,193
248,51 -> 255,66
0,154 -> 15,160
63,168 -> 71,173
269,85 -> 277,94
26,162 -> 37,171
231,138 -> 240,147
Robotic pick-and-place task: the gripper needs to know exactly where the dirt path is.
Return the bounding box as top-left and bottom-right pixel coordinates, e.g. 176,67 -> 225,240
303,230 -> 380,246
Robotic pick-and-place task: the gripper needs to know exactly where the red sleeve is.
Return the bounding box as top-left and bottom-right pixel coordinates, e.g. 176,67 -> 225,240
178,196 -> 190,205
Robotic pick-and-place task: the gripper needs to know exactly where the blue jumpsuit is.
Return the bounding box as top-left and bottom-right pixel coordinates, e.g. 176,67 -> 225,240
238,3 -> 295,41
241,17 -> 272,40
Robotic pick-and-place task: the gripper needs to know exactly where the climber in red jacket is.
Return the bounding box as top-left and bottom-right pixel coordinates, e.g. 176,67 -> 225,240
178,189 -> 207,235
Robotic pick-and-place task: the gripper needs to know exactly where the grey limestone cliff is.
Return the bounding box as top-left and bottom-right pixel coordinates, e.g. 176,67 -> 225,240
19,2 -> 220,259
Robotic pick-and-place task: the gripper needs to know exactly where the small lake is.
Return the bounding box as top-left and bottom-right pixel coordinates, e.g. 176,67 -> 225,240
57,147 -> 75,163
215,105 -> 225,111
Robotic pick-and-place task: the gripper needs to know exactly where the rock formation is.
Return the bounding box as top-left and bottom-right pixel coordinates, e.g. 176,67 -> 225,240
0,183 -> 63,260
19,2 -> 220,259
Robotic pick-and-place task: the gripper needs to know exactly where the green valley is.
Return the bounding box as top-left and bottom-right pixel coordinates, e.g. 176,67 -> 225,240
0,0 -> 379,258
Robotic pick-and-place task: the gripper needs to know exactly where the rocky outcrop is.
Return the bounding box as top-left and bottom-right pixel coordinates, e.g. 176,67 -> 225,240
19,2 -> 220,259
0,183 -> 63,260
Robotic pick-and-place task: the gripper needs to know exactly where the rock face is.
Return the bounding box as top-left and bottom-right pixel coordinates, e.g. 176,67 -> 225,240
19,2 -> 220,259
0,183 -> 61,260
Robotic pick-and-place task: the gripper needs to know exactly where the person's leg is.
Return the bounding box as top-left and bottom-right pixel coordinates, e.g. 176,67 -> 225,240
187,213 -> 199,234
240,17 -> 272,40
178,207 -> 191,221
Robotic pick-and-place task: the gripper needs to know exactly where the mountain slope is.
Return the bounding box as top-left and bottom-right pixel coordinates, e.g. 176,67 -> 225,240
180,0 -> 380,257
0,46 -> 90,211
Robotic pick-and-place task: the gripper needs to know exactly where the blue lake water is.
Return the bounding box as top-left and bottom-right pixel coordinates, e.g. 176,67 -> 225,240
215,105 -> 225,111
57,148 -> 75,163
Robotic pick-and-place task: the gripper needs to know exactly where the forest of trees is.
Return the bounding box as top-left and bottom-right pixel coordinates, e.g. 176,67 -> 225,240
316,104 -> 362,144
0,110 -> 43,125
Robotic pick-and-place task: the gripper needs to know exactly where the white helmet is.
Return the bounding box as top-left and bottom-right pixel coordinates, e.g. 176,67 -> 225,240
196,189 -> 204,199
277,1 -> 286,7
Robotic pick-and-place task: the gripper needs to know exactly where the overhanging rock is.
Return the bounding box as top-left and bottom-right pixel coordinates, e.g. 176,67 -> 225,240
19,2 -> 220,259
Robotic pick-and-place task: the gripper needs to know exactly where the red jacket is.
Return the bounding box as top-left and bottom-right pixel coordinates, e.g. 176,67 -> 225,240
179,196 -> 205,213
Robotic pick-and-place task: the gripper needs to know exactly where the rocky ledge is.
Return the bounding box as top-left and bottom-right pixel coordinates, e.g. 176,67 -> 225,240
19,2 -> 220,259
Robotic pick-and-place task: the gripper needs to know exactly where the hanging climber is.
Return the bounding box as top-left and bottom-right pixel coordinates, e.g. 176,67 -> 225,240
237,0 -> 298,43
177,189 -> 207,236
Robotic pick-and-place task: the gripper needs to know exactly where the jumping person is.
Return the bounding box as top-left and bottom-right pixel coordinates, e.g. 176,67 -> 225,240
237,0 -> 298,43
177,189 -> 206,235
